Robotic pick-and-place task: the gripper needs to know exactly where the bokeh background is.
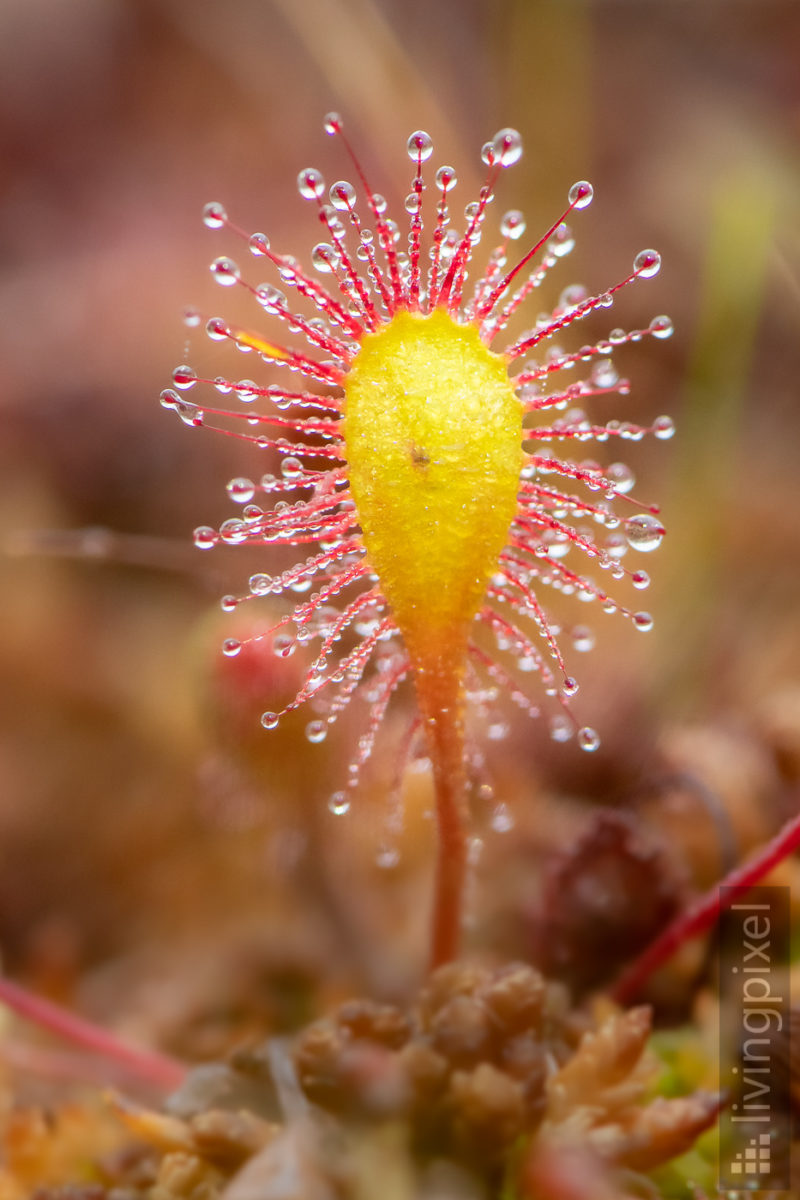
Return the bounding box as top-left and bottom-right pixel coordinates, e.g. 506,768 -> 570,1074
0,0 -> 798,1057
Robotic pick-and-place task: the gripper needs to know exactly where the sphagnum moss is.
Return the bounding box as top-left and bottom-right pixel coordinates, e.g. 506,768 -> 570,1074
163,116 -> 673,967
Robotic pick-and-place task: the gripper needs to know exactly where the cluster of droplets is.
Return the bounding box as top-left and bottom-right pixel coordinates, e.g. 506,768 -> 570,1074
166,114 -> 672,821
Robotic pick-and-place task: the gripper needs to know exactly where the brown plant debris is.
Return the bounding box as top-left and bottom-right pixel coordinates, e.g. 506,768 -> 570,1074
540,1007 -> 721,1171
4,966 -> 719,1198
532,812 -> 685,996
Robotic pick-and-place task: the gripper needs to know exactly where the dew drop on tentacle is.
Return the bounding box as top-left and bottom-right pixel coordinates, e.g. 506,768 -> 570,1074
633,248 -> 661,278
649,314 -> 673,339
210,256 -> 240,286
281,456 -> 304,480
311,244 -> 337,274
490,802 -> 514,833
248,232 -> 270,256
328,791 -> 350,816
193,526 -> 218,550
653,415 -> 676,440
234,378 -> 259,402
568,181 -> 593,209
550,714 -> 573,743
605,462 -> 635,494
624,513 -> 666,552
490,127 -> 523,167
226,477 -> 255,504
330,180 -> 357,211
249,573 -> 273,596
407,130 -> 434,162
578,726 -> 601,752
591,359 -> 619,388
202,201 -> 227,229
206,318 -> 229,342
172,365 -> 197,390
298,168 -> 326,200
571,625 -> 595,653
500,210 -> 526,240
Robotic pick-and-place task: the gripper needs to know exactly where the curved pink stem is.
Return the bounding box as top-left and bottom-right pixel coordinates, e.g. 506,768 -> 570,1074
0,974 -> 186,1091
612,806 -> 800,1006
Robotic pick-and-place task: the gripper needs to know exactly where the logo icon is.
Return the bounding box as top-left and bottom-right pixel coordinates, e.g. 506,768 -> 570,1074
729,1131 -> 772,1177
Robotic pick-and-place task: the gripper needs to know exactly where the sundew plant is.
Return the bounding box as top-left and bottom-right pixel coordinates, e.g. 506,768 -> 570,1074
161,116 -> 673,968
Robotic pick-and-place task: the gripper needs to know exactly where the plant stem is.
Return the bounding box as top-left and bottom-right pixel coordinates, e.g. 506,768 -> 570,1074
0,974 -> 186,1092
429,712 -> 469,968
416,661 -> 469,969
612,806 -> 800,1005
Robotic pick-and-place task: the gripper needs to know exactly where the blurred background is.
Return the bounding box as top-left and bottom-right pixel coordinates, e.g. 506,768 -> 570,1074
0,0 -> 798,1057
